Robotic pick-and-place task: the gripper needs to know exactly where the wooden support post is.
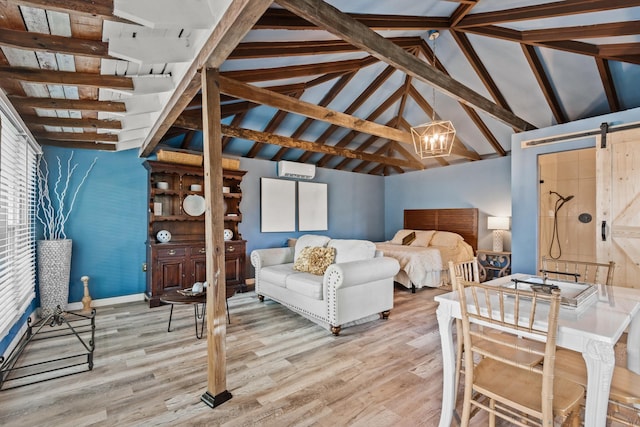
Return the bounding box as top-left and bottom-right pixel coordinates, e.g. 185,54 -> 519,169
200,67 -> 232,408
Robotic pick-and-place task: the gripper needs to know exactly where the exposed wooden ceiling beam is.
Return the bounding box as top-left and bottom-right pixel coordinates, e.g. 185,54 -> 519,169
0,66 -> 133,89
218,75 -> 415,145
595,58 -> 620,113
455,0 -> 640,28
521,44 -> 567,124
254,8 -> 450,31
449,1 -> 478,27
11,0 -> 123,22
0,28 -> 110,59
221,56 -> 377,83
463,26 -> 640,65
33,131 -> 119,142
521,21 -> 640,43
36,139 -> 117,151
229,37 -> 421,59
8,95 -> 126,112
24,115 -> 122,129
276,0 -> 535,132
221,125 -> 417,170
450,30 -> 511,111
140,0 -> 273,157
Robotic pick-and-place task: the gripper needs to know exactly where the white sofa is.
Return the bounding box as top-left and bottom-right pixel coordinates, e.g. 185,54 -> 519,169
250,235 -> 400,335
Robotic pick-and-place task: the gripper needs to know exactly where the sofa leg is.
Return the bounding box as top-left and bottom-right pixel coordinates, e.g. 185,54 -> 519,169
411,284 -> 416,293
330,325 -> 341,336
380,310 -> 390,320
258,294 -> 264,302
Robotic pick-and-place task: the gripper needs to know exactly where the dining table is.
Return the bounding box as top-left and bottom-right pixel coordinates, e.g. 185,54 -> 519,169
434,273 -> 640,427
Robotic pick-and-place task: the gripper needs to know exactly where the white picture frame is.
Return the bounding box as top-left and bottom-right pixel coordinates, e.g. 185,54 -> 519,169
260,178 -> 296,232
298,181 -> 328,231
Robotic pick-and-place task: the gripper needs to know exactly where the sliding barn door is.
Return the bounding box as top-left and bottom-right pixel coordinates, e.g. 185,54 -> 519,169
596,128 -> 640,288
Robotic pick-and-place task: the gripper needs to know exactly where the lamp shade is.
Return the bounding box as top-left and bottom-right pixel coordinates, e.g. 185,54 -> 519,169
487,216 -> 510,230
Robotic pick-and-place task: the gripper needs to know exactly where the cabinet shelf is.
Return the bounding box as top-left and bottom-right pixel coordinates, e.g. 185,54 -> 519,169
152,215 -> 204,221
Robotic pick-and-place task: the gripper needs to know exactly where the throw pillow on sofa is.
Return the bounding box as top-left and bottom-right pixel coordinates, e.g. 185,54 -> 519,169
294,234 -> 331,262
293,246 -> 336,275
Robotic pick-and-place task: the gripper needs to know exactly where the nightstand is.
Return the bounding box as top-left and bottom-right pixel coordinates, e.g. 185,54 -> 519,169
477,250 -> 511,282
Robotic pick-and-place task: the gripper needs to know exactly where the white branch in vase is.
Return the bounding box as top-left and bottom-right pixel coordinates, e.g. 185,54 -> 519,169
36,151 -> 97,240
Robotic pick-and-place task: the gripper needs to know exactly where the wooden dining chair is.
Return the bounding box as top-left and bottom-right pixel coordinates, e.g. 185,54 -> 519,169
540,256 -> 615,285
456,279 -> 584,427
448,260 -> 545,409
554,348 -> 640,426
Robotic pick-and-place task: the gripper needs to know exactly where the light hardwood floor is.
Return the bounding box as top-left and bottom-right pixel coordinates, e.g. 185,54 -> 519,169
0,286 -> 492,426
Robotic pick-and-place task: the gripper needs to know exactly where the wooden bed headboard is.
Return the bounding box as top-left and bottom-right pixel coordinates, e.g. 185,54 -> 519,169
404,208 -> 479,252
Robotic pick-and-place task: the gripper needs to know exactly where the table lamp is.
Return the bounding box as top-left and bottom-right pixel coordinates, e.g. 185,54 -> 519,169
487,216 -> 510,252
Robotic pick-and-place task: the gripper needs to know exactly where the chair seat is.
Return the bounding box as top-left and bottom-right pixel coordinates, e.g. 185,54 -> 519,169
475,358 -> 585,418
555,348 -> 640,405
481,329 -> 545,366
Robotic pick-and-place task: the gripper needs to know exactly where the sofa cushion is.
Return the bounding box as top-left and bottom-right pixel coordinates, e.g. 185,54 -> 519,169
260,263 -> 296,287
328,239 -> 376,264
294,246 -> 336,275
285,273 -> 324,300
294,234 -> 331,261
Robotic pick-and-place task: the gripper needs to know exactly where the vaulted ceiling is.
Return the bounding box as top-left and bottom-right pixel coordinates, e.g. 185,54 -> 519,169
1,0 -> 639,175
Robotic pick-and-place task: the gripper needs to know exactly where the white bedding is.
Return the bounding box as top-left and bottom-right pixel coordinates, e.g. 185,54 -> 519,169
375,239 -> 474,289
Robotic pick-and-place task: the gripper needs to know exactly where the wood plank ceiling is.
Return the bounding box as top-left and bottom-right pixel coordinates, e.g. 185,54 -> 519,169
0,0 -> 639,175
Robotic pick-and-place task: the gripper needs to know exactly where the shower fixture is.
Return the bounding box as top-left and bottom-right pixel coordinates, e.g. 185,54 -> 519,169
548,191 -> 575,259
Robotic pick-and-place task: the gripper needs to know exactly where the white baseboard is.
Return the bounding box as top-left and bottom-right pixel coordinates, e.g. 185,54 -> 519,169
65,293 -> 146,311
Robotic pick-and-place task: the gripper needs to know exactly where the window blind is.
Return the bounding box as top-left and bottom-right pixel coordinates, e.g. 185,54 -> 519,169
0,110 -> 37,341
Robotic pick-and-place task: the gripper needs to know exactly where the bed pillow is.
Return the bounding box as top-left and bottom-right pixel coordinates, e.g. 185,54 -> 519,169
402,231 -> 416,245
294,234 -> 331,262
293,246 -> 336,275
391,229 -> 414,244
328,239 -> 376,263
410,230 -> 436,247
430,231 -> 464,248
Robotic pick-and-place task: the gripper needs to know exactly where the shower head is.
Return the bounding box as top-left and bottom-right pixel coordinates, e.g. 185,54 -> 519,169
549,191 -> 575,202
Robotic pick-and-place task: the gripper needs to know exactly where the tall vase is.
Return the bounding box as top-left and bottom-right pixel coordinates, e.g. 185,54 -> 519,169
37,239 -> 72,317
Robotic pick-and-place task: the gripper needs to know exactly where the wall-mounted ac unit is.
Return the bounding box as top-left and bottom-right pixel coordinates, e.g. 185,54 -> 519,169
277,160 -> 316,179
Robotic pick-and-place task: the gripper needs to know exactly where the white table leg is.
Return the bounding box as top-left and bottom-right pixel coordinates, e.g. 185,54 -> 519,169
627,312 -> 640,374
437,303 -> 455,427
582,340 -> 615,427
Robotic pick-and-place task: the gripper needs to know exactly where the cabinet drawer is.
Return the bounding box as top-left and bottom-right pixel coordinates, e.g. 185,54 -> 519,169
157,247 -> 186,257
190,246 -> 207,256
225,241 -> 245,254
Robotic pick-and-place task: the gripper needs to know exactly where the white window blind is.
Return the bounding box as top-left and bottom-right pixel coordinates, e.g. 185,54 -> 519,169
0,110 -> 37,341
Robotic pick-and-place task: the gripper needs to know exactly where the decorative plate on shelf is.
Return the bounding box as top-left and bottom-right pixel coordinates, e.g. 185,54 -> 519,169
156,230 -> 171,243
183,195 -> 205,216
223,228 -> 233,241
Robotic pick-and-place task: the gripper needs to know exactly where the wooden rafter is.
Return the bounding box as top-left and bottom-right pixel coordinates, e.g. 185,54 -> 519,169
0,28 -> 110,59
8,96 -> 125,112
595,58 -> 620,113
449,1 -> 478,27
254,8 -> 450,31
454,0 -> 640,28
521,44 -> 567,124
10,0 -> 123,22
37,139 -> 116,150
0,66 -> 133,89
23,115 -> 122,129
275,0 -> 535,132
521,21 -> 640,43
33,131 -> 118,142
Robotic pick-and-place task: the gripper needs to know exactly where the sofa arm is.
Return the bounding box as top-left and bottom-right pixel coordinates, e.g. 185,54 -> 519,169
324,257 -> 400,289
250,247 -> 295,269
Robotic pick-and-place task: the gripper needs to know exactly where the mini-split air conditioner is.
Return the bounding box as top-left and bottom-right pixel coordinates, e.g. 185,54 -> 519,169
277,160 -> 316,179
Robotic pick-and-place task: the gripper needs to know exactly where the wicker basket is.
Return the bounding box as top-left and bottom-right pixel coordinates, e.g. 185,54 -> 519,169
157,149 -> 203,166
222,157 -> 240,170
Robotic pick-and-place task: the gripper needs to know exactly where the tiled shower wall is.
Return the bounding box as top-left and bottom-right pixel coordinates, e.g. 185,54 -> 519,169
538,148 -> 596,263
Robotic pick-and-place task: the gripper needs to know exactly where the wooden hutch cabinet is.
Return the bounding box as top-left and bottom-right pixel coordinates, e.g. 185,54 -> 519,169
144,160 -> 247,307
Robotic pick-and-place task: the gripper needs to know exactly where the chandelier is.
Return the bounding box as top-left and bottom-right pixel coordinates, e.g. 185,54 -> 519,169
411,30 -> 456,159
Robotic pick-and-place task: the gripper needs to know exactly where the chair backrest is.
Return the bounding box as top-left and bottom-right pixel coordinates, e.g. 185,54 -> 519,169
448,258 -> 480,291
540,256 -> 615,285
456,279 -> 562,422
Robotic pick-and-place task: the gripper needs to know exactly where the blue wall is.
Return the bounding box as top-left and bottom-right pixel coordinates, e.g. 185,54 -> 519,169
384,156 -> 512,250
39,146 -> 148,303
238,157 -> 385,259
511,106 -> 640,274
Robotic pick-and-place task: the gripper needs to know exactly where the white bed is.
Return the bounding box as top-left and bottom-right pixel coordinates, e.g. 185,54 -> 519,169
376,229 -> 474,290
